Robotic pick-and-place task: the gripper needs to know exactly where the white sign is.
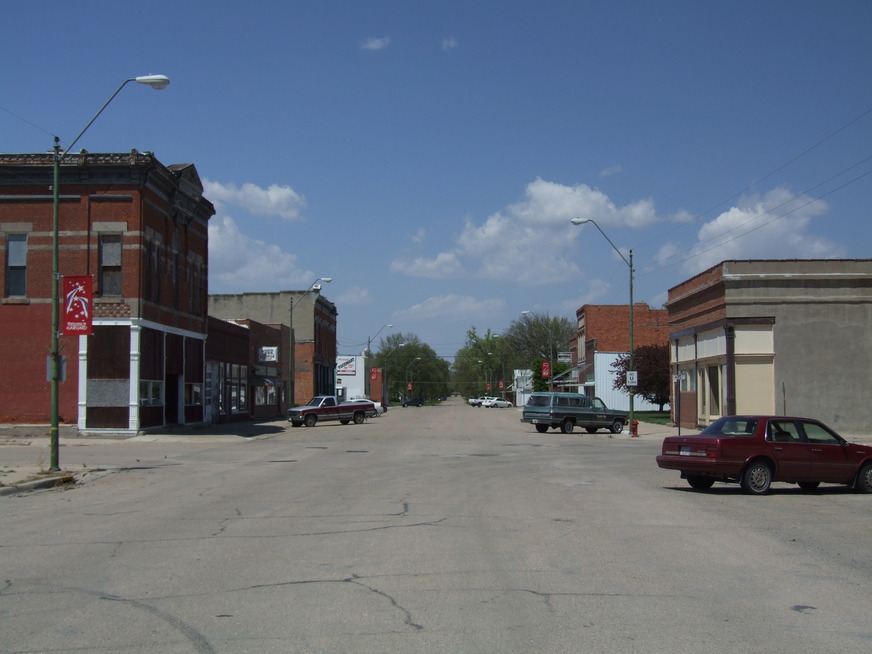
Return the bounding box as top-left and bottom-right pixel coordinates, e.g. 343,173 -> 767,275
258,346 -> 278,362
336,356 -> 357,376
626,370 -> 638,387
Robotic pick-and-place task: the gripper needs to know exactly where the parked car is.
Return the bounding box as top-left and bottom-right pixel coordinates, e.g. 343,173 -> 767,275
402,397 -> 425,407
342,398 -> 384,416
656,415 -> 872,494
521,392 -> 627,434
288,396 -> 377,427
468,396 -> 497,407
482,398 -> 513,408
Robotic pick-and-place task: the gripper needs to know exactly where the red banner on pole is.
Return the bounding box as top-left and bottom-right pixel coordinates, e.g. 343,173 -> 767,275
62,276 -> 93,335
541,361 -> 551,378
370,366 -> 378,381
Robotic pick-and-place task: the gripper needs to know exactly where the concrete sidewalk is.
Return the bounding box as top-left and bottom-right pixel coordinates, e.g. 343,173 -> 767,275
0,418 -> 291,495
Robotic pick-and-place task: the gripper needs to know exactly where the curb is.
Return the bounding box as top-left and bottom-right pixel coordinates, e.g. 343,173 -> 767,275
0,474 -> 75,496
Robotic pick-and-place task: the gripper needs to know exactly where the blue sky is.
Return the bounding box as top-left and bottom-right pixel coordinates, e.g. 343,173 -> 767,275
3,1 -> 871,358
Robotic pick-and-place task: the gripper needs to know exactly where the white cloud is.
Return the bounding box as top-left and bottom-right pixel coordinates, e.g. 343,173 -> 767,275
683,187 -> 843,274
361,36 -> 391,51
336,286 -> 372,306
411,227 -> 427,244
203,179 -> 306,222
442,37 -> 459,51
208,215 -> 313,292
599,164 -> 622,177
392,294 -> 507,323
389,177 -> 659,286
390,252 -> 463,278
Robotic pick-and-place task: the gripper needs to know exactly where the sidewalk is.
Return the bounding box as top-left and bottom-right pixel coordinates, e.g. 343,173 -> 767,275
0,418 -> 290,495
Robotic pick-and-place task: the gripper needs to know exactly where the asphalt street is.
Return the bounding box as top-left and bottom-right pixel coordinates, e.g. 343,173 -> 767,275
1,399 -> 871,653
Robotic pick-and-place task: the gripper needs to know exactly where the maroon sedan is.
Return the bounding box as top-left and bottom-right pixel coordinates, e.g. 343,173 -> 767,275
657,416 -> 872,494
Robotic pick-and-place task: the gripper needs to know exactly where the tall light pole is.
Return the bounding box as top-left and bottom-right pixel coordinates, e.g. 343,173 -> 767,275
49,74 -> 170,471
365,323 -> 393,397
571,217 -> 635,430
288,277 -> 332,407
521,311 -> 554,391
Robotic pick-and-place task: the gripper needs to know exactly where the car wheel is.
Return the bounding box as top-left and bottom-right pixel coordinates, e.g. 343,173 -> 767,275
561,419 -> 574,434
304,414 -> 317,428
740,461 -> 772,494
585,427 -> 598,434
291,421 -> 302,428
797,481 -> 820,491
687,475 -> 715,490
610,419 -> 624,434
856,463 -> 872,494
535,424 -> 549,433
354,412 -> 365,424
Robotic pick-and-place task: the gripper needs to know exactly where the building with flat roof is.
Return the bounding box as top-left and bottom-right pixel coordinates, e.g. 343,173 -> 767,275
666,259 -> 872,433
0,151 -> 214,432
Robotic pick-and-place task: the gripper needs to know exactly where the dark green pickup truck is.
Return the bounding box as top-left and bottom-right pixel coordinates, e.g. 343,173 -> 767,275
521,392 -> 628,434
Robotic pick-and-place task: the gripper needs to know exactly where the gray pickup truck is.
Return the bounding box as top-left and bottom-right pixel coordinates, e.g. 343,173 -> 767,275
521,392 -> 628,434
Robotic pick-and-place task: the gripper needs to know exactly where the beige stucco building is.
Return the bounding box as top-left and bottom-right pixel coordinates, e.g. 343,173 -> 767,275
666,259 -> 872,434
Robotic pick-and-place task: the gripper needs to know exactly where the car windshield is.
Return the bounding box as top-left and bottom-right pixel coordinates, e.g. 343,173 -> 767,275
700,417 -> 758,436
527,396 -> 551,407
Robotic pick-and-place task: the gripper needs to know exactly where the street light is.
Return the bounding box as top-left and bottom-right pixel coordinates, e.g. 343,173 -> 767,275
49,74 -> 171,471
521,311 -> 554,391
288,277 -> 332,407
571,217 -> 634,431
365,323 -> 394,397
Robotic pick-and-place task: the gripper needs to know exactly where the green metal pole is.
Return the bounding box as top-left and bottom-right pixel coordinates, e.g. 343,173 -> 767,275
50,138 -> 61,471
289,299 -> 295,407
628,249 -> 634,432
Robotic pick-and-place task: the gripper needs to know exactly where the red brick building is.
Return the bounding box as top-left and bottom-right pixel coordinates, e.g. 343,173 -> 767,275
573,303 -> 669,409
205,317 -> 288,422
208,291 -> 338,407
0,151 -> 214,432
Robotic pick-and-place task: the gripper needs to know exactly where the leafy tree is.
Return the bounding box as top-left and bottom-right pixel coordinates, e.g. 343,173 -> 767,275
610,344 -> 670,410
529,357 -> 571,392
503,312 -> 575,367
373,332 -> 450,402
451,327 -> 514,397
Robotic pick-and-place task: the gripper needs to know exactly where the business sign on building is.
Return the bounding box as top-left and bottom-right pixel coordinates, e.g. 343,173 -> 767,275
258,346 -> 278,362
337,356 -> 357,375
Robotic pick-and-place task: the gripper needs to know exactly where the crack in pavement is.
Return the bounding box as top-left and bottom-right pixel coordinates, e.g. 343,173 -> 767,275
235,574 -> 424,631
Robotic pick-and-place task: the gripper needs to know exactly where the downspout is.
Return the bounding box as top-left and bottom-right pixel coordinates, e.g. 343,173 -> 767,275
725,324 -> 736,416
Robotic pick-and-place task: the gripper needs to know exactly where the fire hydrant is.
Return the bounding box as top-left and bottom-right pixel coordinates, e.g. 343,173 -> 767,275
631,419 -> 639,438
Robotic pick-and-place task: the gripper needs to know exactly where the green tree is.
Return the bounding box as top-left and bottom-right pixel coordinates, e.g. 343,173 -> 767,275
610,344 -> 671,410
503,312 -> 574,389
451,327 -> 513,397
373,332 -> 450,402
